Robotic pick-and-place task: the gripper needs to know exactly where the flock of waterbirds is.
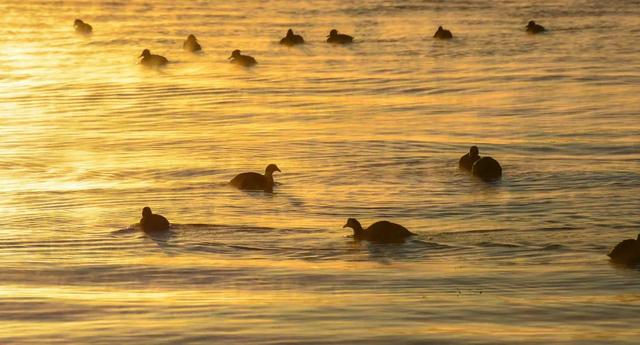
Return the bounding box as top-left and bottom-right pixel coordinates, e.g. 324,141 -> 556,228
73,18 -> 548,68
71,18 -> 638,266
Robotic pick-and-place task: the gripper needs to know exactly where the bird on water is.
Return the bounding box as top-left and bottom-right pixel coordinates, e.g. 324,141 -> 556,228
139,49 -> 168,67
459,146 -> 481,171
229,49 -> 257,67
343,218 -> 415,243
326,29 -> 354,44
230,164 -> 281,193
608,234 -> 640,266
139,207 -> 170,232
183,34 -> 202,52
526,21 -> 546,34
280,29 -> 305,46
433,26 -> 453,39
472,156 -> 502,182
74,19 -> 93,35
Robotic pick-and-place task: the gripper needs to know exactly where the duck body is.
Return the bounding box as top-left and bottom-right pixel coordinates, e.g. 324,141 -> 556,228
74,19 -> 92,35
230,164 -> 281,192
526,21 -> 546,34
459,146 -> 480,171
139,49 -> 168,67
139,207 -> 170,232
344,218 -> 415,243
183,34 -> 202,52
327,29 -> 353,44
280,29 -> 304,46
433,26 -> 453,39
472,156 -> 502,181
608,234 -> 640,265
229,49 -> 257,66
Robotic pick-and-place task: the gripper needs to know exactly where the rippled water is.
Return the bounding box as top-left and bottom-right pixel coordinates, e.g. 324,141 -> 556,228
1,0 -> 639,344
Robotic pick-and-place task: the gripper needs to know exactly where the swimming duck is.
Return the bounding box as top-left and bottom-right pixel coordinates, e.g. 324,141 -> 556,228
183,34 -> 202,52
327,29 -> 353,44
280,29 -> 305,46
74,19 -> 93,35
139,49 -> 168,67
459,146 -> 481,171
526,21 -> 546,34
229,49 -> 257,66
343,218 -> 415,243
472,156 -> 502,181
139,207 -> 170,232
230,164 -> 281,192
433,26 -> 453,39
608,234 -> 640,266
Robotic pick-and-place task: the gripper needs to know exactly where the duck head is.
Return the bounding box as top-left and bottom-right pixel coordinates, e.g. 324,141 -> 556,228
187,34 -> 197,41
74,19 -> 84,26
343,218 -> 364,237
265,164 -> 281,175
142,207 -> 152,218
140,49 -> 151,58
229,49 -> 241,59
287,29 -> 294,37
437,26 -> 444,32
328,29 -> 338,38
470,145 -> 479,158
527,21 -> 536,28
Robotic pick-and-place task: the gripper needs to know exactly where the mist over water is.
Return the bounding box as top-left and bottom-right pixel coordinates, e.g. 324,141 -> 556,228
1,0 -> 639,344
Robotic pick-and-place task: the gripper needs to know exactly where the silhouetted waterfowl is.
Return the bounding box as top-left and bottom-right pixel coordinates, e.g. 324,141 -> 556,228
139,49 -> 168,67
230,164 -> 281,192
433,26 -> 453,39
526,21 -> 546,34
183,34 -> 202,52
280,29 -> 305,46
459,146 -> 481,171
472,156 -> 502,181
139,207 -> 170,232
327,29 -> 353,44
608,234 -> 640,266
343,218 -> 415,243
74,19 -> 92,35
229,49 -> 257,66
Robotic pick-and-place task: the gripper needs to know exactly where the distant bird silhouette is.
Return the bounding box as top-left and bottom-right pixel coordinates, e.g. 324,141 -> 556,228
74,19 -> 93,35
139,207 -> 170,232
433,26 -> 453,39
327,29 -> 353,44
280,29 -> 305,46
229,49 -> 257,66
608,234 -> 640,266
183,34 -> 202,52
139,49 -> 168,67
343,218 -> 415,243
230,164 -> 281,192
472,156 -> 502,181
526,21 -> 546,34
459,146 -> 481,171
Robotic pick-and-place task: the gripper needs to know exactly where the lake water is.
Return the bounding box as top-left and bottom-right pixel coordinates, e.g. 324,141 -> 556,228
1,0 -> 639,344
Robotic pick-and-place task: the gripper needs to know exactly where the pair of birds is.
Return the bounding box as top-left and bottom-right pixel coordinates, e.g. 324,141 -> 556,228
139,206 -> 414,244
138,164 -> 282,232
280,28 -> 355,45
182,34 -> 257,66
434,21 -> 546,39
459,146 -> 503,181
138,48 -> 256,68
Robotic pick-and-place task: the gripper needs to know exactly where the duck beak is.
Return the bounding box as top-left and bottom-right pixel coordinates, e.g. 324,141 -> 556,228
228,56 -> 233,60
276,167 -> 281,172
342,223 -> 348,228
